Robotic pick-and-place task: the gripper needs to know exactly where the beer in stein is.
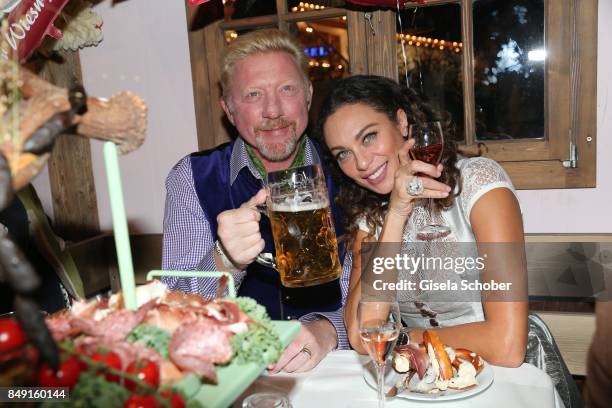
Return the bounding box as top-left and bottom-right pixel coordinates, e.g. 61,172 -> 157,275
256,164 -> 342,287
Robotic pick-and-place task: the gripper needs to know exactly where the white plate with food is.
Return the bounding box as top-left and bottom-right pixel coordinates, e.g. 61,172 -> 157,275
363,330 -> 494,401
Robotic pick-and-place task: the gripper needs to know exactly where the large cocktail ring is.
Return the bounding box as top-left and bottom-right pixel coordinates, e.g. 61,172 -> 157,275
406,176 -> 424,196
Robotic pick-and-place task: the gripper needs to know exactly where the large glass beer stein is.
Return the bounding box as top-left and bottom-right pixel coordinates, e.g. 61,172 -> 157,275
256,164 -> 342,287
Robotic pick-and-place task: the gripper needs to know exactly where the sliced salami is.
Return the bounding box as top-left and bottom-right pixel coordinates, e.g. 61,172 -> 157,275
169,319 -> 233,383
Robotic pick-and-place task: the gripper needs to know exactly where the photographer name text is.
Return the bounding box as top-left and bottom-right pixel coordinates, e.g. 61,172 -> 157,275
373,279 -> 512,291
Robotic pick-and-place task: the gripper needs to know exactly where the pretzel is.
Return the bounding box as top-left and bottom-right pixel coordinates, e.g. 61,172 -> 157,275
452,348 -> 484,375
422,330 -> 453,381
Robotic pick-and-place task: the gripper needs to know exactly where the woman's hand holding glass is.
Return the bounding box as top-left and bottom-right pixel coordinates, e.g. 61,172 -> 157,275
387,138 -> 451,218
408,121 -> 451,238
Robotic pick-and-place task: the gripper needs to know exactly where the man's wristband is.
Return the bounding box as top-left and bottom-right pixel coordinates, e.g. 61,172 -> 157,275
214,240 -> 240,271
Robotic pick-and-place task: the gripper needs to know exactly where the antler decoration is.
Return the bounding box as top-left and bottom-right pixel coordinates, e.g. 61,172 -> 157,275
2,63 -> 146,194
0,59 -> 147,371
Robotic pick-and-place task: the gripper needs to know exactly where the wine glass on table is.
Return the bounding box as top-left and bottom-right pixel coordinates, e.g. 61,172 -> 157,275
409,121 -> 451,239
358,299 -> 401,408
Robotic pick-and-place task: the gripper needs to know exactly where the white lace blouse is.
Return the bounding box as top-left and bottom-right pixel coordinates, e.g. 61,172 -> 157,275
356,157 -> 519,328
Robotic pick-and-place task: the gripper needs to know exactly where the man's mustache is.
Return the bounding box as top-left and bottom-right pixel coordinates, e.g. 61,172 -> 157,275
255,119 -> 295,132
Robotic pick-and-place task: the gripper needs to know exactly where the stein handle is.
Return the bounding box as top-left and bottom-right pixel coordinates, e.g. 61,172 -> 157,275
252,203 -> 275,268
255,252 -> 277,269
253,203 -> 267,214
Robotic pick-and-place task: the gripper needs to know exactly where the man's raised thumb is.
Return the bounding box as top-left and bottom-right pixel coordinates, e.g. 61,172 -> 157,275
243,188 -> 267,208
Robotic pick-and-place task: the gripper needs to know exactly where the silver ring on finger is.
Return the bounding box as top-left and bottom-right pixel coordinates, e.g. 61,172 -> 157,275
406,176 -> 424,196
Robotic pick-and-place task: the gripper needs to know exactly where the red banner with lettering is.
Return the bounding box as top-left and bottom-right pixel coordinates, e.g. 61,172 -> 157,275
2,0 -> 70,62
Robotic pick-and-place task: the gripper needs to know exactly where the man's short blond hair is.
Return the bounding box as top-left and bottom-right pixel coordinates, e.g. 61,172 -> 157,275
221,29 -> 308,98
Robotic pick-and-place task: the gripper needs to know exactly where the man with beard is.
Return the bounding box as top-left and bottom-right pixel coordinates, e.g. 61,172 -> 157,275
161,29 -> 350,372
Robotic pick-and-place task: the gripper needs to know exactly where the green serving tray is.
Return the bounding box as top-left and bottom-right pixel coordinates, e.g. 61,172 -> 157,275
145,271 -> 301,408
184,320 -> 300,408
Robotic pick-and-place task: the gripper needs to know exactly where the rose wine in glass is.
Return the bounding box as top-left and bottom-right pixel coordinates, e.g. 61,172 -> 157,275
358,300 -> 401,408
360,325 -> 399,365
409,121 -> 451,239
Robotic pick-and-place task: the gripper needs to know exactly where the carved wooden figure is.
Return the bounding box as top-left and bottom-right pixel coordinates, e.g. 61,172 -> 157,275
0,61 -> 147,370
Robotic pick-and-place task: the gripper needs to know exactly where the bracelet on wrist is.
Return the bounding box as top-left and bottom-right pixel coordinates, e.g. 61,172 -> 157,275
214,240 -> 240,271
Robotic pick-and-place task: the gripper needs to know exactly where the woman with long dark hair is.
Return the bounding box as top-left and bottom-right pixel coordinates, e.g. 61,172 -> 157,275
317,75 -> 527,367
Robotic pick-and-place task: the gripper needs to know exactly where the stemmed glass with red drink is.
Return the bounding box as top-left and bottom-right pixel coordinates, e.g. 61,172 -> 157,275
409,121 -> 451,239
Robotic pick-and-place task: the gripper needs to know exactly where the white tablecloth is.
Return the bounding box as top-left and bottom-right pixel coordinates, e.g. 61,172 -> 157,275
237,350 -> 564,408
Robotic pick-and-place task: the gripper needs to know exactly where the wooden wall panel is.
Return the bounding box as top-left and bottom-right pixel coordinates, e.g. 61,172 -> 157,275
347,10 -> 368,76
572,0 -> 597,187
203,21 -> 231,148
39,52 -> 100,241
185,3 -> 217,151
365,10 -> 398,81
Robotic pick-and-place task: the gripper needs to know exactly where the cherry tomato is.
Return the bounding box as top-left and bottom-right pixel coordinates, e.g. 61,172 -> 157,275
37,355 -> 82,389
37,364 -> 59,387
73,346 -> 89,371
0,318 -> 27,353
90,350 -> 122,382
123,394 -> 161,408
0,347 -> 23,364
160,390 -> 185,408
125,359 -> 160,391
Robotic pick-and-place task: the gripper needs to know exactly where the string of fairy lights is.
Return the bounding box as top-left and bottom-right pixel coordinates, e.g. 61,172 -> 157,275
226,30 -> 462,55
291,2 -> 327,12
224,1 -> 464,60
397,34 -> 463,53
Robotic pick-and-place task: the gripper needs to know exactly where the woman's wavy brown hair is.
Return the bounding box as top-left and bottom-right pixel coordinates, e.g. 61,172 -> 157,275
315,75 -> 462,244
